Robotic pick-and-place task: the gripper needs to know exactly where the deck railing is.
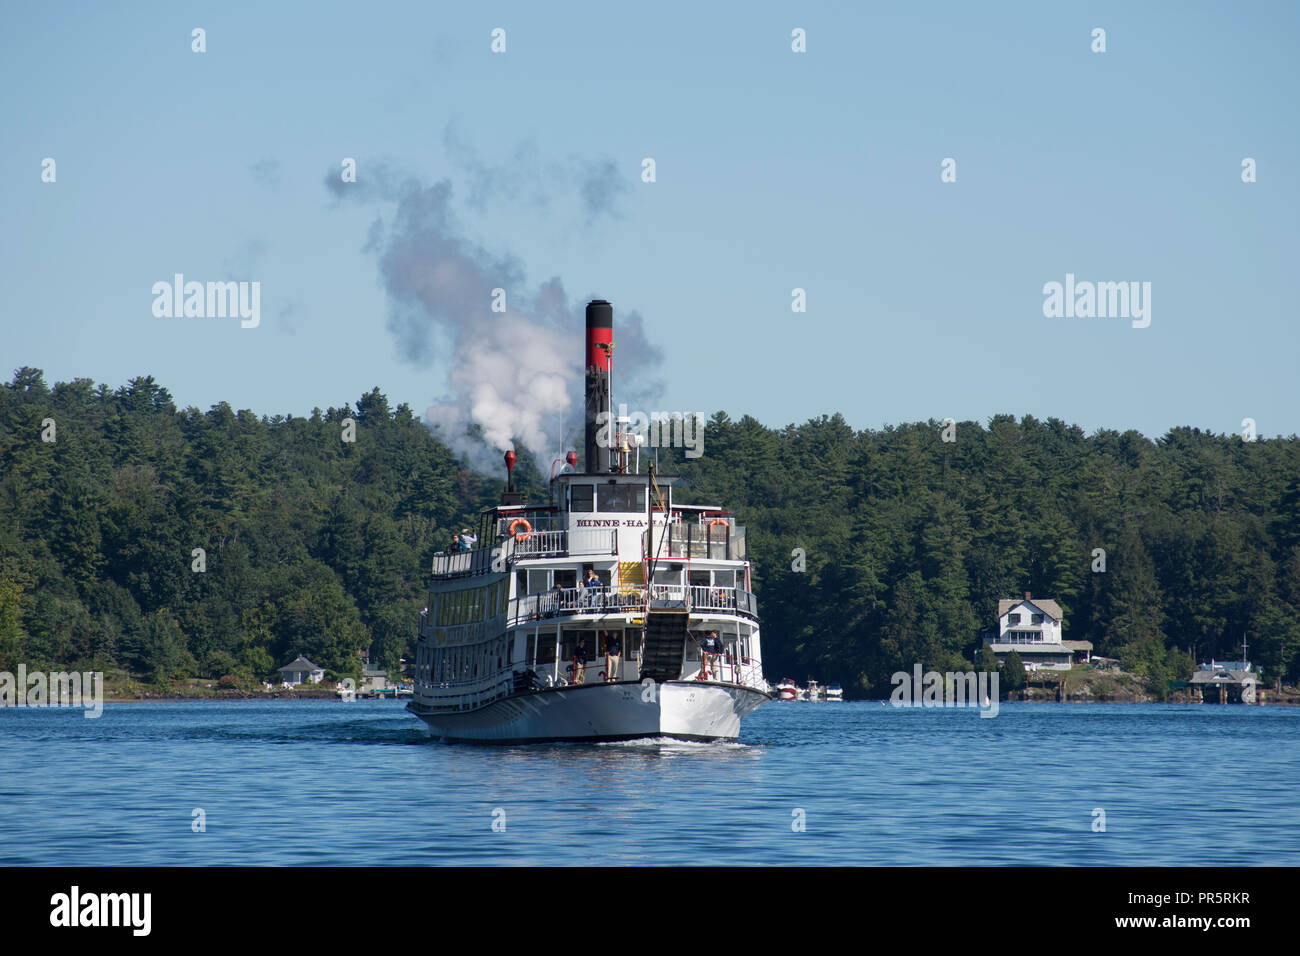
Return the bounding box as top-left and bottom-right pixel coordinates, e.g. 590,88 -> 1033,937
431,529 -> 618,578
507,585 -> 646,625
511,528 -> 617,560
508,584 -> 757,624
430,545 -> 493,578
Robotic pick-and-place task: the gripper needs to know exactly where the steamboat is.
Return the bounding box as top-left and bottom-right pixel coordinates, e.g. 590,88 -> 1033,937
407,299 -> 772,743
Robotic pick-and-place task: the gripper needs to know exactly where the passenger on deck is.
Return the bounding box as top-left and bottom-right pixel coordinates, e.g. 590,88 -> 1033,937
546,583 -> 564,618
603,631 -> 622,681
701,630 -> 723,678
580,568 -> 603,607
572,637 -> 590,684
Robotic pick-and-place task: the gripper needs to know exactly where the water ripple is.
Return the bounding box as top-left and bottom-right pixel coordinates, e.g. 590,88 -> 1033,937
0,700 -> 1296,865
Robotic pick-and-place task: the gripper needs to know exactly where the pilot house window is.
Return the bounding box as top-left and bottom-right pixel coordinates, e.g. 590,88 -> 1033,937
597,485 -> 646,513
570,484 -> 594,513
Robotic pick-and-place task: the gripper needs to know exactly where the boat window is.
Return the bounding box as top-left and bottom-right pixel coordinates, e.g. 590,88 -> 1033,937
689,570 -> 710,587
597,484 -> 646,513
528,569 -> 550,594
570,484 -> 594,513
560,629 -> 596,664
713,570 -> 735,589
652,569 -> 680,585
535,630 -> 557,664
553,569 -> 577,589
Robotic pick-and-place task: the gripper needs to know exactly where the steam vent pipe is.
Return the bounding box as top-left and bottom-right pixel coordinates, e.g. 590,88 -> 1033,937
584,299 -> 613,474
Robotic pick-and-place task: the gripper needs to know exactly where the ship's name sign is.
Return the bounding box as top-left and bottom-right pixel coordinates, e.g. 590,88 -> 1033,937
576,518 -> 647,528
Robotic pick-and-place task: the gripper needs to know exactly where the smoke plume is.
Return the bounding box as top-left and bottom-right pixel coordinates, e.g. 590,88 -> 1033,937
325,156 -> 662,472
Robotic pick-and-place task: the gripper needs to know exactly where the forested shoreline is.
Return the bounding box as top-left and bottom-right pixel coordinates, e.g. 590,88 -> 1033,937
3,368 -> 1298,696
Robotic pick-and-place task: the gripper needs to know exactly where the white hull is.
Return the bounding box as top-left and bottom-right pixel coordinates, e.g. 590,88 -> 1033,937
409,680 -> 771,744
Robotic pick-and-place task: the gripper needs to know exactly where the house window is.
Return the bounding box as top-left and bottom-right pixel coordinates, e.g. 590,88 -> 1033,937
1031,614 -> 1044,625
1008,613 -> 1020,625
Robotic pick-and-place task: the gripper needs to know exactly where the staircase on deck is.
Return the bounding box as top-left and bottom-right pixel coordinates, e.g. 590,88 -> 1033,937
640,606 -> 689,682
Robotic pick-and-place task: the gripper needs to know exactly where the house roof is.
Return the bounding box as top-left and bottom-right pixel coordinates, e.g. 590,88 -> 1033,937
998,598 -> 1063,621
1061,640 -> 1093,651
1190,670 -> 1256,684
279,656 -> 321,672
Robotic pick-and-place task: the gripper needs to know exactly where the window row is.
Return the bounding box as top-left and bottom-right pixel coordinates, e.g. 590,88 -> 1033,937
433,579 -> 510,627
569,483 -> 647,514
417,637 -> 513,684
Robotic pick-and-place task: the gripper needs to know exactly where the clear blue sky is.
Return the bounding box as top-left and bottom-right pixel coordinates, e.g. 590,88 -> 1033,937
3,1 -> 1297,441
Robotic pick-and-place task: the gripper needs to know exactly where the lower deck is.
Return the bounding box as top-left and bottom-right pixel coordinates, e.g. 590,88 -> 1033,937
413,612 -> 766,716
408,677 -> 771,743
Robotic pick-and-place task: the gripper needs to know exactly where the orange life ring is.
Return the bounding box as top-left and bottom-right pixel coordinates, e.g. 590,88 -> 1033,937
509,518 -> 532,540
708,517 -> 727,528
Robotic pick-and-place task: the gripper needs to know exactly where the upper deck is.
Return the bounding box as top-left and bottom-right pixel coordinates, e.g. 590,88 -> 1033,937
430,472 -> 748,579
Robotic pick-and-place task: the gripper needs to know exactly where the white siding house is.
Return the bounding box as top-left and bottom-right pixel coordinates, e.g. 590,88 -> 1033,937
982,593 -> 1080,671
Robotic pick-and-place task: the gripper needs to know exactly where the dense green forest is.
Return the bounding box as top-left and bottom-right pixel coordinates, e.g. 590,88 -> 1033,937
3,367 -> 1299,695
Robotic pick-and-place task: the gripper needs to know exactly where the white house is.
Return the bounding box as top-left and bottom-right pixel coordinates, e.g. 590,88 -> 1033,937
278,656 -> 325,685
981,593 -> 1089,671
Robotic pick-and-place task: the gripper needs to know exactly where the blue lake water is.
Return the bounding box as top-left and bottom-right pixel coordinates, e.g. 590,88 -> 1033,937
1,700 -> 1296,865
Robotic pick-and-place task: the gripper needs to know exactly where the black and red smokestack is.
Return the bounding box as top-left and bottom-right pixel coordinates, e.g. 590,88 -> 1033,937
584,299 -> 613,474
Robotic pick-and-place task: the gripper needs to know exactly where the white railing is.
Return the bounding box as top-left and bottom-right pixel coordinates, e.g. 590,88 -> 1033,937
654,585 -> 758,618
507,585 -> 757,623
433,530 -> 619,577
511,528 -> 618,559
510,530 -> 567,558
686,651 -> 765,689
430,544 -> 494,577
508,586 -> 646,625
